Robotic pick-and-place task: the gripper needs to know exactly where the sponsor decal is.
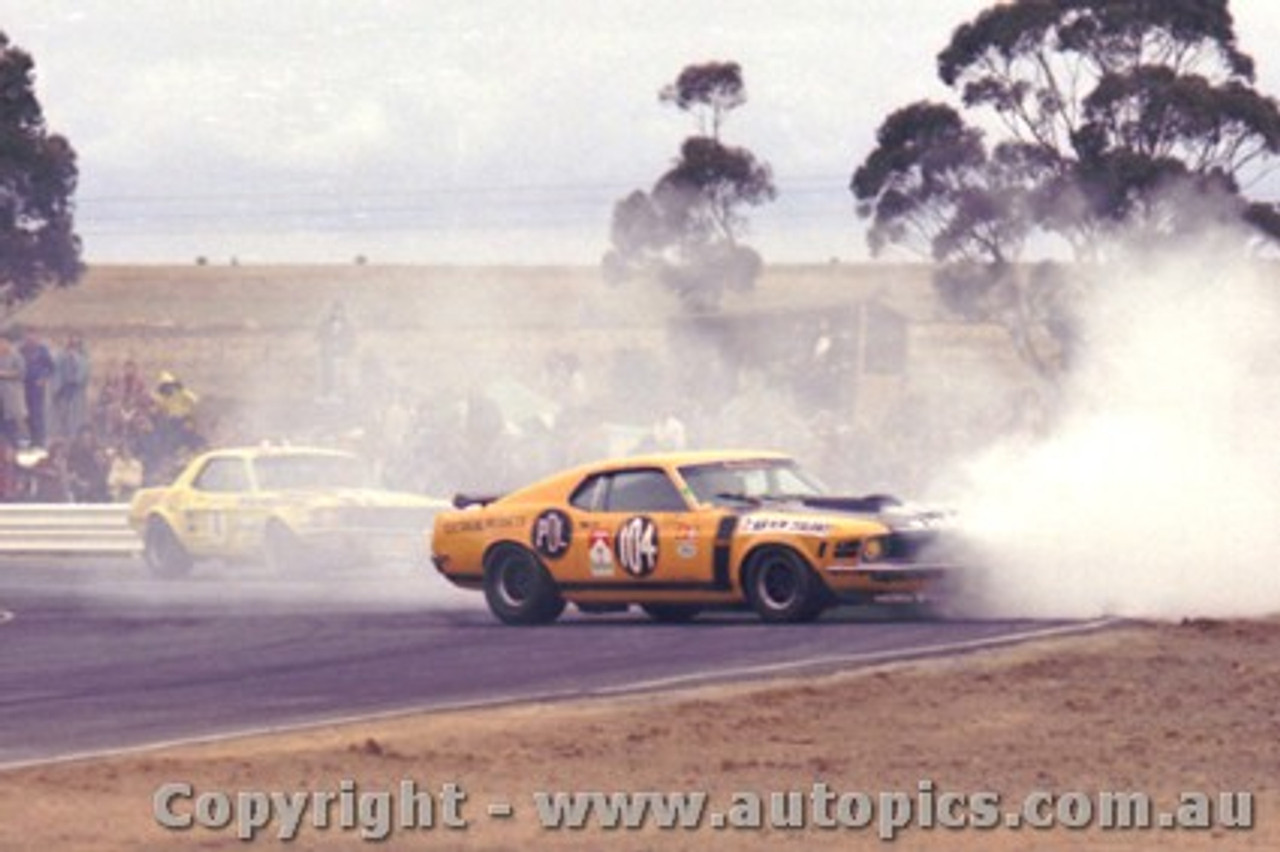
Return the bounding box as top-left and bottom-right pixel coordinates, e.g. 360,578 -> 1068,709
739,516 -> 832,536
675,524 -> 698,559
615,516 -> 659,577
483,515 -> 526,530
442,519 -> 484,534
588,528 -> 614,577
531,509 -> 572,559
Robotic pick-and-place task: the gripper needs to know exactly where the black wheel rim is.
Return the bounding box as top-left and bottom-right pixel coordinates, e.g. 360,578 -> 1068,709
759,560 -> 798,608
498,557 -> 534,607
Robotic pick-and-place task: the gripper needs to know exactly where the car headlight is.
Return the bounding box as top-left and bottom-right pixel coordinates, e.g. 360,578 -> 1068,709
860,537 -> 886,563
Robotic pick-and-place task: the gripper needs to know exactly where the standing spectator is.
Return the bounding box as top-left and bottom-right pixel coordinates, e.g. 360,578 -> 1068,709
128,412 -> 167,486
19,330 -> 55,447
93,374 -> 121,444
464,388 -> 506,475
120,359 -> 148,410
0,437 -> 23,501
29,439 -> 71,503
107,442 -> 144,502
0,337 -> 27,446
95,357 -> 149,443
151,371 -> 200,458
67,425 -> 110,503
52,334 -> 91,440
116,359 -> 151,440
152,370 -> 197,420
315,301 -> 356,401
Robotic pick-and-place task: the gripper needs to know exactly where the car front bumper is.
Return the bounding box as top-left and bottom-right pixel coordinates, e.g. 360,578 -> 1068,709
823,560 -> 958,601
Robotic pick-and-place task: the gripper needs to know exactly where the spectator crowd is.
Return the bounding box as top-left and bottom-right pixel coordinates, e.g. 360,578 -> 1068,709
0,308 -> 1043,505
0,328 -> 206,504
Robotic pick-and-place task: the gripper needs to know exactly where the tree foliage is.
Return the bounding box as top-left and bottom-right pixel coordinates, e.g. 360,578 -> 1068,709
659,61 -> 747,139
852,0 -> 1280,380
0,32 -> 81,317
605,62 -> 775,311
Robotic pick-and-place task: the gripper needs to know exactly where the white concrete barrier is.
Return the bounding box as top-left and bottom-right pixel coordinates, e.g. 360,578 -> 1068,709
0,504 -> 141,555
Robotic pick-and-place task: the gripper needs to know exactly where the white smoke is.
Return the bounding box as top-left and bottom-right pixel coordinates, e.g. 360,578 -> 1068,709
944,238 -> 1280,619
55,556 -> 485,614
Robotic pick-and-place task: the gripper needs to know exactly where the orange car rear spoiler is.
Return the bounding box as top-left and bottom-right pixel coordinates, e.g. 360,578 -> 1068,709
452,493 -> 504,509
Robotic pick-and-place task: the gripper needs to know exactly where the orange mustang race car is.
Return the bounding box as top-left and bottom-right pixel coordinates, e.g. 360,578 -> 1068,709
430,451 -> 958,625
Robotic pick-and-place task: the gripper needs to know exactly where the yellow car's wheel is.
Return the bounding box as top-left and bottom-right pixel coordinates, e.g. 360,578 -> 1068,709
483,544 -> 566,626
744,547 -> 827,624
144,517 -> 192,579
263,522 -> 306,574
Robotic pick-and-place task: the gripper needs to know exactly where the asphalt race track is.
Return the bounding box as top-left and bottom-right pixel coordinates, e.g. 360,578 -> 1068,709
0,557 -> 1107,769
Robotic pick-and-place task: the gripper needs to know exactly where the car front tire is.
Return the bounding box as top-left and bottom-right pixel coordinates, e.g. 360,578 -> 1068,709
744,547 -> 827,624
263,521 -> 307,574
483,544 -> 566,626
144,517 -> 193,579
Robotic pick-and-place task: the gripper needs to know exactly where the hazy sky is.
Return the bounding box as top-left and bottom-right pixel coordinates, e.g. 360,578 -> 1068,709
5,1 -> 1280,265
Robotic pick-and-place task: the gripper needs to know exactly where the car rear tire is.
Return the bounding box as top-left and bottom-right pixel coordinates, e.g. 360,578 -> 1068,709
484,545 -> 566,625
641,603 -> 703,624
263,522 -> 306,574
144,517 -> 193,578
744,547 -> 827,624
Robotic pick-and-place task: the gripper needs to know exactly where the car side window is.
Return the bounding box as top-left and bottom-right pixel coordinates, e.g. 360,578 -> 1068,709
604,469 -> 688,513
192,458 -> 251,494
569,475 -> 606,511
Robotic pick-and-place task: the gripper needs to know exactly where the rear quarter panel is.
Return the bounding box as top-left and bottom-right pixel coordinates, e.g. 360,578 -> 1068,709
432,506 -> 534,584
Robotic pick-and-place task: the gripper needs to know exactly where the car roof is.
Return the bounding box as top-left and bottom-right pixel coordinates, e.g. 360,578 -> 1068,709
192,446 -> 358,464
508,450 -> 791,497
603,449 -> 792,470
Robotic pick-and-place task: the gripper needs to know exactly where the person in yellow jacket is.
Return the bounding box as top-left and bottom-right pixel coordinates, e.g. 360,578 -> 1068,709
151,372 -> 203,471
152,372 -> 198,421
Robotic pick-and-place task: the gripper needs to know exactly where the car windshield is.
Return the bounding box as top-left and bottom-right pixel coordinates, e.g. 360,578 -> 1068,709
678,459 -> 827,507
253,454 -> 370,491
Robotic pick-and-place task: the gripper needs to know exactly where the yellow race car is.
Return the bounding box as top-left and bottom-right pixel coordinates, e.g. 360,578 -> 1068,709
430,450 -> 957,624
129,446 -> 446,576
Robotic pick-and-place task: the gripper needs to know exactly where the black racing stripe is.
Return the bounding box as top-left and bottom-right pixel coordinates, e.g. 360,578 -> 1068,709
712,515 -> 738,591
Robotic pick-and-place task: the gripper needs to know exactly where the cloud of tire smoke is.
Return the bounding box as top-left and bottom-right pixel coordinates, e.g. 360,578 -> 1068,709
943,237 -> 1280,619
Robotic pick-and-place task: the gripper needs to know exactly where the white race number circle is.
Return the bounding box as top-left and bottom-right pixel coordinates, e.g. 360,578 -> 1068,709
615,516 -> 659,577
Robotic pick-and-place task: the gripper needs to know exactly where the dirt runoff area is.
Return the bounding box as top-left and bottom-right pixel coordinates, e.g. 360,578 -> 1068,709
2,619 -> 1278,851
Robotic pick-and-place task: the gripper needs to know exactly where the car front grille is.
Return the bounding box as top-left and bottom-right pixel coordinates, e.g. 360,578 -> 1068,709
883,531 -> 939,562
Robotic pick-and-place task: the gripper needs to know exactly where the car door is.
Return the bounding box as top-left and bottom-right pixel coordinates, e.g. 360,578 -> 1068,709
560,467 -> 723,591
181,457 -> 253,557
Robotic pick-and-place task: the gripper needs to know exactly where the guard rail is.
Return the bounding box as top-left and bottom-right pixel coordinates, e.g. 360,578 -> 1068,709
0,504 -> 142,555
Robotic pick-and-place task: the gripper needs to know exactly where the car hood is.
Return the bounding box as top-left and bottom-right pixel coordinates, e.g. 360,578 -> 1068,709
735,496 -> 953,536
